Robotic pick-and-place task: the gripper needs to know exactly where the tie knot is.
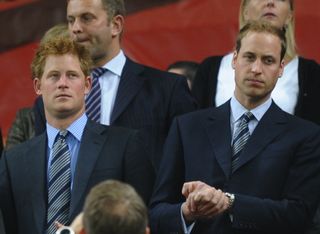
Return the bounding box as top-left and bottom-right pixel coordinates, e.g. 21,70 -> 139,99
242,111 -> 254,123
59,130 -> 68,138
91,67 -> 107,80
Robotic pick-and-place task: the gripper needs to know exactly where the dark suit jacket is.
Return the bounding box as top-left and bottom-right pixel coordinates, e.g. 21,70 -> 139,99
0,210 -> 6,234
0,120 -> 154,234
150,101 -> 320,234
34,58 -> 197,171
0,128 -> 3,157
192,56 -> 320,125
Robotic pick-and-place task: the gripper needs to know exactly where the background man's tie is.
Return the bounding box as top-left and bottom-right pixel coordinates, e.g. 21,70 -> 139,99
46,130 -> 71,234
231,112 -> 254,171
85,67 -> 107,122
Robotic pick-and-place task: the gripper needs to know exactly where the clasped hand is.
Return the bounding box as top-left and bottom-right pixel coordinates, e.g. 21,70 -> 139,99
181,181 -> 229,222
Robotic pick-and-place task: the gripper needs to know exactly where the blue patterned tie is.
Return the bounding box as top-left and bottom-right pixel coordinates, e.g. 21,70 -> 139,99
46,130 -> 71,234
231,112 -> 254,171
85,67 -> 107,122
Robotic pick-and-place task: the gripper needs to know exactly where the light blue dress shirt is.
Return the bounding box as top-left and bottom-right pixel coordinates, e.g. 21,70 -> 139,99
230,95 -> 272,144
46,114 -> 88,189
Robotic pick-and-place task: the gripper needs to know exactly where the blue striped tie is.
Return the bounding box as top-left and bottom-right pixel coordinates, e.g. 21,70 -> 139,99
46,130 -> 71,234
231,112 -> 254,171
85,67 -> 107,122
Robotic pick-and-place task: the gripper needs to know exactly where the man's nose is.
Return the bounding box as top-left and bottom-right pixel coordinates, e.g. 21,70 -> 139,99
57,75 -> 69,88
70,18 -> 83,34
251,59 -> 262,74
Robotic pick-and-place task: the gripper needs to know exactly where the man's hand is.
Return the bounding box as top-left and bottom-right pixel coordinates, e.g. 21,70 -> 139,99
181,181 -> 230,221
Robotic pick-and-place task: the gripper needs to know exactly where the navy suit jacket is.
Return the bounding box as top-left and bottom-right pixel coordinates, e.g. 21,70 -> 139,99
34,58 -> 197,171
0,120 -> 154,234
150,101 -> 320,234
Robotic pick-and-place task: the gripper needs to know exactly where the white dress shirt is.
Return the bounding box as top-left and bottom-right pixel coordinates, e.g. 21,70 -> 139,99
99,50 -> 126,125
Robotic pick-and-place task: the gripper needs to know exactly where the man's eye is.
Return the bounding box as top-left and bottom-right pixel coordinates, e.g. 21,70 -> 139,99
49,74 -> 59,79
244,55 -> 254,61
67,18 -> 74,25
82,14 -> 93,22
264,58 -> 275,65
68,73 -> 78,79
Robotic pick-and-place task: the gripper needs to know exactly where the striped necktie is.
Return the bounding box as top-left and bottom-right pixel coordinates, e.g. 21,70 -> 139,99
231,112 -> 254,171
46,130 -> 71,234
85,67 -> 107,122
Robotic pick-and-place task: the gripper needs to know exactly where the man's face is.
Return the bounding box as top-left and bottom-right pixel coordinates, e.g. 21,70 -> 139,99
33,54 -> 91,121
67,0 -> 120,65
232,31 -> 284,106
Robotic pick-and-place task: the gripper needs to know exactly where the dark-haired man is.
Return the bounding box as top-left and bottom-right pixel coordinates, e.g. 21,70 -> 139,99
150,21 -> 320,234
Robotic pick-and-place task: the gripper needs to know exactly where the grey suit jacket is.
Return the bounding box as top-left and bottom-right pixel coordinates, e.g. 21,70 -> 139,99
0,120 -> 154,234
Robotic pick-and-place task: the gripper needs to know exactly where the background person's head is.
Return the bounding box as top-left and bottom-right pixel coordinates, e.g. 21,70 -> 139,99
239,0 -> 295,61
167,61 -> 199,90
40,23 -> 69,45
67,0 -> 125,67
83,180 -> 149,234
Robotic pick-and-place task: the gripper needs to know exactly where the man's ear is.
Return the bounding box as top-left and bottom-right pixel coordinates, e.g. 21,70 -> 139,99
111,15 -> 124,37
278,59 -> 285,78
145,227 -> 150,234
231,51 -> 238,70
84,75 -> 92,95
33,78 -> 42,96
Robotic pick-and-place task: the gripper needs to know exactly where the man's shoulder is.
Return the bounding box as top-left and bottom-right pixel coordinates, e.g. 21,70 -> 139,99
85,120 -> 138,138
270,103 -> 320,134
176,104 -> 225,126
4,133 -> 45,159
124,57 -> 186,83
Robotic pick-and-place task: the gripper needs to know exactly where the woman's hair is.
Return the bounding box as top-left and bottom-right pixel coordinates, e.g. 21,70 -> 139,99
239,0 -> 296,61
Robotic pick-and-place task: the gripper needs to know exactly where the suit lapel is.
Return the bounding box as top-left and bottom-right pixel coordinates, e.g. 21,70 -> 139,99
205,102 -> 233,178
70,121 -> 108,216
110,58 -> 145,124
232,103 -> 288,173
26,134 -> 47,234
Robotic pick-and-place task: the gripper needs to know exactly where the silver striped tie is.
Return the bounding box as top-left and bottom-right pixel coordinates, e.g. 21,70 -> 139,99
231,112 -> 254,171
85,67 -> 107,122
46,130 -> 71,234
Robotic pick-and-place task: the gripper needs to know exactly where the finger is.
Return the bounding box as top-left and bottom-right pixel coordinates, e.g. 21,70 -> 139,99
181,202 -> 196,222
182,182 -> 192,197
194,187 -> 215,204
182,181 -> 204,198
55,221 -> 64,229
187,191 -> 197,212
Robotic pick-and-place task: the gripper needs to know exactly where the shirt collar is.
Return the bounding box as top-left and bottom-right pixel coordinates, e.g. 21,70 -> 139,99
102,50 -> 126,77
230,95 -> 272,123
46,113 -> 88,149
